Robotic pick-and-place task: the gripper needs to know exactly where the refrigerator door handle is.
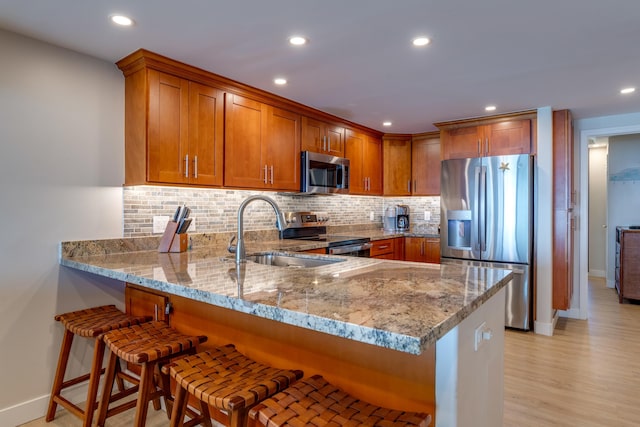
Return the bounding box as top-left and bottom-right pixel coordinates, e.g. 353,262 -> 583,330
479,166 -> 487,252
473,166 -> 481,252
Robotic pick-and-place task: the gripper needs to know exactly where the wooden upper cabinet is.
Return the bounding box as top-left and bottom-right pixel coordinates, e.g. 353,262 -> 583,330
383,135 -> 412,196
224,93 -> 300,191
383,132 -> 441,196
122,67 -> 224,186
411,132 -> 440,196
437,112 -> 534,160
346,129 -> 382,195
265,106 -> 302,190
301,116 -> 345,157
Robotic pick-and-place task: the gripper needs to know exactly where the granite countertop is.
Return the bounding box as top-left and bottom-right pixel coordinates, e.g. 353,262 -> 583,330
59,234 -> 511,356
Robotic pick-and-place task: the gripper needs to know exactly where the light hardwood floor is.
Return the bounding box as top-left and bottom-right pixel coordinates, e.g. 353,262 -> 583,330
23,277 -> 640,427
504,277 -> 640,426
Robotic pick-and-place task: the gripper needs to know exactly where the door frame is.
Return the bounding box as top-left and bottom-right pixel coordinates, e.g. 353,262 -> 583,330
578,124 -> 640,319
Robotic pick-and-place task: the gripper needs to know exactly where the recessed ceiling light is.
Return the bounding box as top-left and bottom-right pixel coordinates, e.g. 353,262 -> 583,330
620,87 -> 636,94
485,105 -> 497,112
383,121 -> 393,127
110,15 -> 134,26
274,78 -> 287,85
289,36 -> 307,46
412,37 -> 431,47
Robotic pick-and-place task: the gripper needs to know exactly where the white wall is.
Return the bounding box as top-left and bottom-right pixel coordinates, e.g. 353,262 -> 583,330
0,30 -> 125,425
588,145 -> 607,277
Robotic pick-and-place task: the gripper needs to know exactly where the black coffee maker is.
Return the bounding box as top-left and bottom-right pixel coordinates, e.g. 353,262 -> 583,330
395,205 -> 410,231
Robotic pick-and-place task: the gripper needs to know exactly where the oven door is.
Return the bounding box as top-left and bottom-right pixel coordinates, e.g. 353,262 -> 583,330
327,242 -> 372,257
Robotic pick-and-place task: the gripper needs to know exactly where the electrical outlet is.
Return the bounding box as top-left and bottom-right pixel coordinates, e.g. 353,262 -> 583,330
474,322 -> 493,351
370,211 -> 375,221
152,216 -> 170,234
424,211 -> 431,221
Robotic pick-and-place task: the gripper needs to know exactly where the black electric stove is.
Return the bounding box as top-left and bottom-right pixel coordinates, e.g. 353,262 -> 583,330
280,212 -> 371,256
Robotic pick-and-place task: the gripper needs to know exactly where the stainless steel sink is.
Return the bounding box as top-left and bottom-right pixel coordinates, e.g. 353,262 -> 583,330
245,252 -> 345,268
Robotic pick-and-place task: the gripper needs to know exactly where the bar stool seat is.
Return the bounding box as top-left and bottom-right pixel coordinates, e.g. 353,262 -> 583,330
96,321 -> 208,427
248,374 -> 432,427
46,305 -> 151,427
168,344 -> 304,427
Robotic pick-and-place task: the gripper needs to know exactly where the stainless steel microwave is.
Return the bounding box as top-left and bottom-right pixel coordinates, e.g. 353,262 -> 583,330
300,151 -> 350,194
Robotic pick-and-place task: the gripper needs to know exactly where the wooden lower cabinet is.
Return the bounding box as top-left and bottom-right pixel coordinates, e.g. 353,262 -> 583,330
125,285 -> 169,323
370,238 -> 404,260
615,227 -> 640,302
404,237 -> 440,264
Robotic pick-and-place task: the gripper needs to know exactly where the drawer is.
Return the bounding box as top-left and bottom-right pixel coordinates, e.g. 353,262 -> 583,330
370,239 -> 395,257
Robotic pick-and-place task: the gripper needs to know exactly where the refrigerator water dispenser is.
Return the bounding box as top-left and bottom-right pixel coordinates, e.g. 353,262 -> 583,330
447,210 -> 471,250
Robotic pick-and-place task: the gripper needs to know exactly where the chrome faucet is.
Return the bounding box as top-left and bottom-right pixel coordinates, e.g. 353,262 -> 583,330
228,195 -> 287,263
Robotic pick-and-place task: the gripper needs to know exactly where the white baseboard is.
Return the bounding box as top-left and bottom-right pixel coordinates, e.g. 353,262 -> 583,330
588,269 -> 605,278
0,383 -> 87,426
534,312 -> 558,336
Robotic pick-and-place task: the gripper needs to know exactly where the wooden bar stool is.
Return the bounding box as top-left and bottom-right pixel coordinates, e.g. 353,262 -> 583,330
46,305 -> 152,427
248,374 -> 433,427
167,344 -> 304,427
95,321 -> 208,427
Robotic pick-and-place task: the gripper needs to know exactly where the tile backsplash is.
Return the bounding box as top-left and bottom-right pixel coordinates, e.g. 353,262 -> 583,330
123,186 -> 440,237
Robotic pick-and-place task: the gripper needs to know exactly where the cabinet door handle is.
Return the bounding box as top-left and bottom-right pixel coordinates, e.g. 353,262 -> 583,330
379,245 -> 389,249
421,241 -> 425,256
413,179 -> 417,192
270,165 -> 274,184
485,138 -> 489,156
193,155 -> 198,178
407,180 -> 411,193
263,165 -> 268,184
184,154 -> 189,178
327,136 -> 331,153
323,136 -> 327,151
477,139 -> 481,155
154,304 -> 158,321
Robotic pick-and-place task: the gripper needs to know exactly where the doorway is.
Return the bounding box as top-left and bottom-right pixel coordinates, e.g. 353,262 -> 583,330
579,125 -> 640,320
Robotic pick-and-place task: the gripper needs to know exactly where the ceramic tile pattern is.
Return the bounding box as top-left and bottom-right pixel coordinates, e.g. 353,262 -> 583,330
122,186 -> 441,237
60,234 -> 511,355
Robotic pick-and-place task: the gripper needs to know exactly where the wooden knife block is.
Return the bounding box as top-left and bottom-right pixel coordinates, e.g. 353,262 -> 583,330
158,221 -> 188,253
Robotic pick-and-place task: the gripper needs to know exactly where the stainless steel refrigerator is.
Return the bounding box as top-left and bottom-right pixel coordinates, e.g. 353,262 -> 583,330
440,154 -> 533,330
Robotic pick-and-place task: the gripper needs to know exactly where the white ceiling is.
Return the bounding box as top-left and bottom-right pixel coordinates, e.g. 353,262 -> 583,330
1,0 -> 640,133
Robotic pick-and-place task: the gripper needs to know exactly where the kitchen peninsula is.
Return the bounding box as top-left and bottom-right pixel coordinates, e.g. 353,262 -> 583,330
60,236 -> 512,426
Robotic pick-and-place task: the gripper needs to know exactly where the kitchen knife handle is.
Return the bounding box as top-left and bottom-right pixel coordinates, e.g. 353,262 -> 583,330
184,154 -> 189,178
194,155 -> 198,178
